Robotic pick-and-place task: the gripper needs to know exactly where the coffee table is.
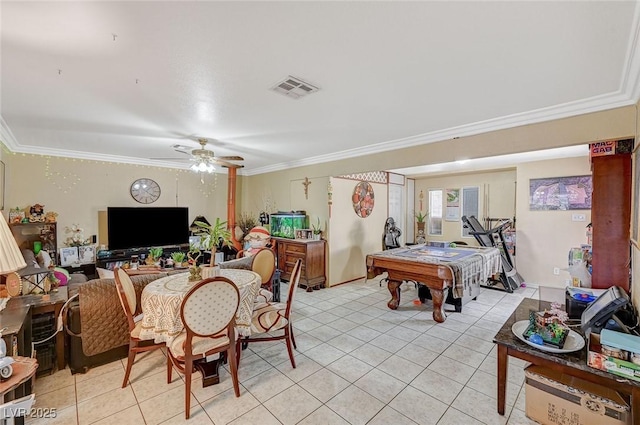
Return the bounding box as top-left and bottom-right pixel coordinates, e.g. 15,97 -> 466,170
493,297 -> 640,423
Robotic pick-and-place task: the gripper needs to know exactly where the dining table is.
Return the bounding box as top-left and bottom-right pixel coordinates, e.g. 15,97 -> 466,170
139,269 -> 262,345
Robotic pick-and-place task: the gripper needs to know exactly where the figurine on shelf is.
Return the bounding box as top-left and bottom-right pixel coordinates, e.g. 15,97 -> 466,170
8,207 -> 25,224
44,211 -> 58,223
29,204 -> 46,222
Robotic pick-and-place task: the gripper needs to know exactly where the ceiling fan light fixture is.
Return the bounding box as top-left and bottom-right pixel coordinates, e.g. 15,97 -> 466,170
191,160 -> 215,173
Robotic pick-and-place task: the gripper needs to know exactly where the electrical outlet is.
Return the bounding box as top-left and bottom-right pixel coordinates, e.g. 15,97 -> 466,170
572,213 -> 586,221
553,267 -> 560,275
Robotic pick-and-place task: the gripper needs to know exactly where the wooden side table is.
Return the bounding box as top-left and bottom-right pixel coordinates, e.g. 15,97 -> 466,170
0,357 -> 37,400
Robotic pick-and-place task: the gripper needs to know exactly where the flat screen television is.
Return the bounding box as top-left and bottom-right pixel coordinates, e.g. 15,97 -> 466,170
107,207 -> 189,250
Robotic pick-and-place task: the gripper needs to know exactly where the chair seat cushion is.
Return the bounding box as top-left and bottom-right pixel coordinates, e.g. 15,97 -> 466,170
255,288 -> 273,304
251,302 -> 288,333
168,332 -> 230,359
131,321 -> 143,339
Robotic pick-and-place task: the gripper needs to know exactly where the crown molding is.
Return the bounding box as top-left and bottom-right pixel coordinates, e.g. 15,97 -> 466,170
623,2 -> 640,102
0,115 -> 19,150
245,90 -> 634,176
7,144 -> 237,175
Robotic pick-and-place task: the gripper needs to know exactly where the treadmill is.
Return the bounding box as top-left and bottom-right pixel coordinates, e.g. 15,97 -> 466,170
461,215 -> 524,293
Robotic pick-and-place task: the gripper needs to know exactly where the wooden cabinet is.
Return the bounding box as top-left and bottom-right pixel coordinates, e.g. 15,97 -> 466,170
591,151 -> 632,291
9,222 -> 57,255
275,238 -> 326,291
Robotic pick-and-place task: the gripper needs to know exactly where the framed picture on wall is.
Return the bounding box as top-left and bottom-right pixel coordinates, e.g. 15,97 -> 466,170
529,175 -> 592,210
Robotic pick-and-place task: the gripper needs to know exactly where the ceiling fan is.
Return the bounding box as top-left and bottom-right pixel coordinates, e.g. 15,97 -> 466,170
153,138 -> 244,171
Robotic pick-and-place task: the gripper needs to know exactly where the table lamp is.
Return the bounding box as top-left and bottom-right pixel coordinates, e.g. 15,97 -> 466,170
0,218 -> 26,305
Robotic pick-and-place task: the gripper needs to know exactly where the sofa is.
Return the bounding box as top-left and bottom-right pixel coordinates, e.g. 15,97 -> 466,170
64,272 -> 170,374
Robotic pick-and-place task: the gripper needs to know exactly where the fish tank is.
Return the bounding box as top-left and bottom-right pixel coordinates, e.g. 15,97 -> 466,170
270,211 -> 307,239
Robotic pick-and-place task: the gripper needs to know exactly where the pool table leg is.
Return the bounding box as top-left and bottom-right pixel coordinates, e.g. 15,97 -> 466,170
387,280 -> 402,310
431,288 -> 447,323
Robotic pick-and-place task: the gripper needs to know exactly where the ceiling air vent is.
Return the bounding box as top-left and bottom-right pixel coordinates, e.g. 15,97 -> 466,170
271,76 -> 319,99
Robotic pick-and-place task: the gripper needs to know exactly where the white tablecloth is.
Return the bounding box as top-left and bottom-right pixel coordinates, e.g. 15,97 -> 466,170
139,269 -> 261,344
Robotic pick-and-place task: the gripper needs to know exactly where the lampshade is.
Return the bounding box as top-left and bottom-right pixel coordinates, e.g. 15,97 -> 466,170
0,218 -> 26,274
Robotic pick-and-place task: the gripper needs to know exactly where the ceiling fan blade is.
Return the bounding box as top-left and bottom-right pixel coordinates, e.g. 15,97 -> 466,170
215,155 -> 244,161
214,159 -> 244,168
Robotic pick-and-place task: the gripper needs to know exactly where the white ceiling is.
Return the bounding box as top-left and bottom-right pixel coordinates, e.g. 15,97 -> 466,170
1,1 -> 639,176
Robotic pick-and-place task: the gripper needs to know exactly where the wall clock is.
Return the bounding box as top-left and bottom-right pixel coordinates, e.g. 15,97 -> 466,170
130,178 -> 161,204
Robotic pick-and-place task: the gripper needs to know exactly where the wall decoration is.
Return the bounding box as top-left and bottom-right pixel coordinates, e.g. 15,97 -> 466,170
529,175 -> 592,210
339,171 -> 387,184
445,188 -> 460,221
302,177 -> 312,199
352,181 -> 375,218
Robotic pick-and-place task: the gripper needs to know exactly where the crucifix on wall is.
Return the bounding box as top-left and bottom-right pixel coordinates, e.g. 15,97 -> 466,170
302,177 -> 312,199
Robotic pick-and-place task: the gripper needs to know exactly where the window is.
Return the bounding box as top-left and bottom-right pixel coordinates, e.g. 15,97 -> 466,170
428,189 -> 443,235
462,187 -> 479,238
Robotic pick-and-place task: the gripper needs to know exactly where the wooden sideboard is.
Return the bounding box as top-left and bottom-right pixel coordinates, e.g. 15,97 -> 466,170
275,238 -> 326,291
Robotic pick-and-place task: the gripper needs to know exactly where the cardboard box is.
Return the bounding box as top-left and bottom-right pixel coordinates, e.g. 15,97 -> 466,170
525,365 -> 630,425
588,332 -> 640,382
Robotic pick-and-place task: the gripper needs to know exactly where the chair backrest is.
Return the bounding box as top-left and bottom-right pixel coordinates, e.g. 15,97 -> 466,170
251,248 -> 276,286
284,259 -> 303,319
114,267 -> 137,330
180,276 -> 240,337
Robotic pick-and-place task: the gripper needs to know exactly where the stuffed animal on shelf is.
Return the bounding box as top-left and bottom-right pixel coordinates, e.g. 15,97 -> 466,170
44,211 -> 58,223
29,204 -> 45,222
242,226 -> 271,256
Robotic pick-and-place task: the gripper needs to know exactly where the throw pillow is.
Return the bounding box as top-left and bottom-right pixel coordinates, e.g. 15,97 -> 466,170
36,250 -> 52,268
96,267 -> 115,279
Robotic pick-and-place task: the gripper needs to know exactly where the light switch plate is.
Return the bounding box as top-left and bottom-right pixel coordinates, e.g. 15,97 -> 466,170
572,213 -> 586,221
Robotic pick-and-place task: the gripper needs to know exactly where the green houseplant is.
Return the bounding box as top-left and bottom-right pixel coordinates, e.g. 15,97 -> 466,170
171,251 -> 186,267
194,217 -> 233,267
415,211 -> 427,233
311,217 -> 323,240
147,247 -> 163,265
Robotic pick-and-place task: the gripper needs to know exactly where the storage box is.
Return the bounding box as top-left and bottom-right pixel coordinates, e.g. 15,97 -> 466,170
525,365 -> 630,425
588,331 -> 640,382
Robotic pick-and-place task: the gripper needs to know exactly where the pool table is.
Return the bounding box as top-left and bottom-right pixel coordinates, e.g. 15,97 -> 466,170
366,245 -> 500,323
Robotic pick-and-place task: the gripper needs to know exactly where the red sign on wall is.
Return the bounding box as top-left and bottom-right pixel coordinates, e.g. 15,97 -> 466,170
590,140 -> 616,158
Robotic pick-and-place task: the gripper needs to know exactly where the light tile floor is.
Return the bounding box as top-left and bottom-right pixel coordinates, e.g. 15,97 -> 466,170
27,278 -> 541,425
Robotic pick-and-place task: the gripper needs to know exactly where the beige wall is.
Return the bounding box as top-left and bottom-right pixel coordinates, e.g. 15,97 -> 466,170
3,154 -> 228,250
516,156 -> 592,287
414,169 -> 516,245
2,105 -> 636,293
328,177 -> 387,285
241,107 -> 634,290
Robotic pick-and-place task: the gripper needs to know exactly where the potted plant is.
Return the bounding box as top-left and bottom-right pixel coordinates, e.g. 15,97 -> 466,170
171,251 -> 187,268
146,247 -> 163,265
194,218 -> 233,277
311,217 -> 323,240
415,211 -> 427,233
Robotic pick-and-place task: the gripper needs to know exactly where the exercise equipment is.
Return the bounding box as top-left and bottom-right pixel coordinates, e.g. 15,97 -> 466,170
461,215 -> 523,293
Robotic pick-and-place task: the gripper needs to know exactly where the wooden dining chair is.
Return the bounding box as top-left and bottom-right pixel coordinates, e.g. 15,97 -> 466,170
113,267 -> 165,388
237,258 -> 302,368
167,276 -> 241,420
251,248 -> 277,303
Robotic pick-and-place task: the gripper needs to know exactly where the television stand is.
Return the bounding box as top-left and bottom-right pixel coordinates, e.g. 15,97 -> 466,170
96,245 -> 190,270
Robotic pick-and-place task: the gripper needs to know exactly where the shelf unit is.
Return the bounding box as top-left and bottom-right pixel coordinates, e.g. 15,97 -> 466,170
9,222 -> 57,256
